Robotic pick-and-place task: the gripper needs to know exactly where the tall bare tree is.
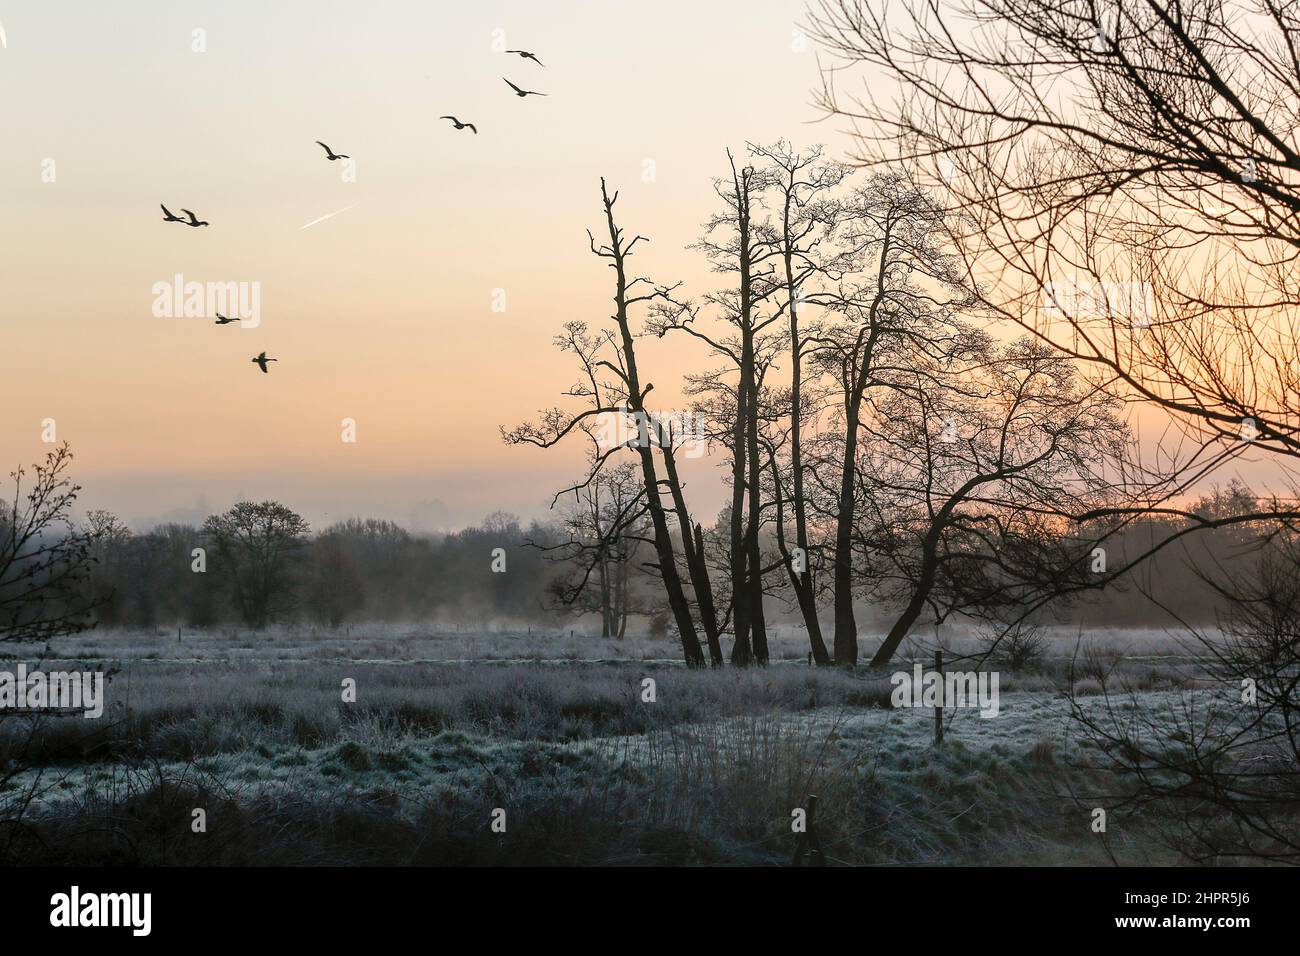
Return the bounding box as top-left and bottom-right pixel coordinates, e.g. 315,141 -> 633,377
806,173 -> 981,664
751,142 -> 850,665
505,180 -> 708,666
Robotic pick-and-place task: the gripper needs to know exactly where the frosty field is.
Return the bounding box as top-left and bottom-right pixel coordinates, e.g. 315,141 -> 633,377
0,625 -> 1229,865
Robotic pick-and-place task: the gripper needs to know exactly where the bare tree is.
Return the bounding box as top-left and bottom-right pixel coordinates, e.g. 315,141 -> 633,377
653,146 -> 850,665
751,141 -> 850,665
505,180 -> 708,666
805,0 -> 1300,855
542,461 -> 648,639
805,173 -> 983,664
858,337 -> 1129,665
684,152 -> 782,665
806,0 -> 1300,518
0,443 -> 97,642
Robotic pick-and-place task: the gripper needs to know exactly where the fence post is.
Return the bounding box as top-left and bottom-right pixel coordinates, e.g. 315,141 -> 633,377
934,649 -> 944,746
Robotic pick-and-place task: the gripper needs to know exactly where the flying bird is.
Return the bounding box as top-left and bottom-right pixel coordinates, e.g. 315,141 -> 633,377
251,351 -> 278,373
439,115 -> 478,133
503,78 -> 547,98
505,50 -> 544,67
315,140 -> 350,161
162,203 -> 205,226
180,208 -> 209,227
214,314 -> 239,325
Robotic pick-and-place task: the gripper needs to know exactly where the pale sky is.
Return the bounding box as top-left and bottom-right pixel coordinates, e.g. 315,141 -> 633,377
2,1 -> 1280,534
0,0 -> 850,531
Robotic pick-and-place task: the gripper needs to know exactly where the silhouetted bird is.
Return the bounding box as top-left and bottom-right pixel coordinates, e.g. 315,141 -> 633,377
505,50 -> 544,67
214,314 -> 239,325
251,351 -> 278,373
439,115 -> 478,133
503,78 -> 547,97
179,208 -> 209,227
315,140 -> 349,161
160,204 -> 185,223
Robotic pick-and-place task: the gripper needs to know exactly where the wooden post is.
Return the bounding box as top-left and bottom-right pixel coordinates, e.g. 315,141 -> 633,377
934,649 -> 944,745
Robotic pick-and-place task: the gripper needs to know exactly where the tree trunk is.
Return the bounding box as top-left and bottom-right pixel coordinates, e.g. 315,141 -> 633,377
657,429 -> 724,666
729,376 -> 752,666
832,392 -> 862,666
600,180 -> 705,666
745,388 -> 768,665
693,523 -> 724,665
784,227 -> 830,665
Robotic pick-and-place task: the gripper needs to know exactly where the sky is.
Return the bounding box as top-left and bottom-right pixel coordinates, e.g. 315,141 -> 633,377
2,1 -> 1282,534
0,0 -> 851,531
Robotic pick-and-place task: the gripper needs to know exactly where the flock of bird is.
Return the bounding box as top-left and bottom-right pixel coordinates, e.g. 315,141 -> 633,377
439,52 -> 548,133
159,46 -> 548,373
159,204 -> 208,227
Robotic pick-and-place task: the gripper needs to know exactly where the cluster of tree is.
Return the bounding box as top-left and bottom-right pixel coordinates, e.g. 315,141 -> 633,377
5,445 -> 1264,646
802,0 -> 1300,861
73,505 -> 588,631
508,153 -> 1140,667
505,2 -> 1300,681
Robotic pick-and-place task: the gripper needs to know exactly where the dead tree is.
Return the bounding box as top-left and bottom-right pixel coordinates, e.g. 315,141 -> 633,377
505,180 -> 707,666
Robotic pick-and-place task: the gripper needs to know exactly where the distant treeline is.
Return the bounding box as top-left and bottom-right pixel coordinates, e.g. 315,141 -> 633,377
80,508 -> 573,631
71,481 -> 1266,634
1068,482 -> 1270,629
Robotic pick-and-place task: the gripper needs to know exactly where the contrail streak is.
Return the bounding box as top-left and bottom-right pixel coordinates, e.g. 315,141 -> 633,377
299,202 -> 359,230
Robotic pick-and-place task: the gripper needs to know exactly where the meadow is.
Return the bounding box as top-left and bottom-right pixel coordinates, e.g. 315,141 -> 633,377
0,623 -> 1223,866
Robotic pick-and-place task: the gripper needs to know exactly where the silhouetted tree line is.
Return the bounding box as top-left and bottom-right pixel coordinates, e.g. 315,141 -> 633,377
71,505 -> 577,631
0,447 -> 1277,640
